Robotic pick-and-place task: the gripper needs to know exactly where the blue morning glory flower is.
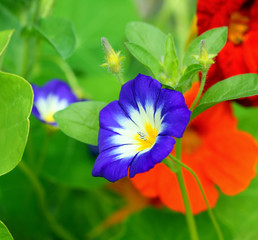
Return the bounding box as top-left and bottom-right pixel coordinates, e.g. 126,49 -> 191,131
92,74 -> 191,182
31,79 -> 78,126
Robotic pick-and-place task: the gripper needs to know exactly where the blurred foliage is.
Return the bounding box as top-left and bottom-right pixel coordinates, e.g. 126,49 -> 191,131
0,0 -> 258,239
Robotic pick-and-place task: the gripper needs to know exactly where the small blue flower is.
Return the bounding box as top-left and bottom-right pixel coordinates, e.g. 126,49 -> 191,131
92,74 -> 191,182
31,79 -> 78,126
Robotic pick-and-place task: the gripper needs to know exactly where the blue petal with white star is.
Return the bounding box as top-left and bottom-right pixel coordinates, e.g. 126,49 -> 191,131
92,74 -> 191,182
31,79 -> 78,126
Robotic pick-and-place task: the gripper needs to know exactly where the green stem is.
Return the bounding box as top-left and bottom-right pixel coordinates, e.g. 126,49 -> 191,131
21,35 -> 30,78
36,130 -> 51,174
189,71 -> 207,111
169,155 -> 224,240
18,162 -> 76,240
115,73 -> 125,85
47,56 -> 86,98
21,0 -> 41,79
175,139 -> 199,240
32,0 -> 41,24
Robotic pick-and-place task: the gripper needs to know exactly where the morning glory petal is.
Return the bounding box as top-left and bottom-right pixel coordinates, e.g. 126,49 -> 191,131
92,74 -> 190,182
31,79 -> 78,125
129,136 -> 176,178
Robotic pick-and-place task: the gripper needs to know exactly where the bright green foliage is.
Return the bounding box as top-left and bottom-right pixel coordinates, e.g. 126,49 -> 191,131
177,64 -> 202,91
183,27 -> 228,67
0,221 -> 13,240
125,21 -> 181,87
0,71 -> 33,176
0,29 -> 14,57
191,73 -> 258,119
125,42 -> 161,77
35,17 -> 77,59
125,22 -> 166,79
162,33 -> 179,86
39,0 -> 55,18
54,101 -> 107,145
126,22 -> 167,62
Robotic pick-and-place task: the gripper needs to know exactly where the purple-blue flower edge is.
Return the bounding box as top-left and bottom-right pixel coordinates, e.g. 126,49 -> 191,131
92,74 -> 191,182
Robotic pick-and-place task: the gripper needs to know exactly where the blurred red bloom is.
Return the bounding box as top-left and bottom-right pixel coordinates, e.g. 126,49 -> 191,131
131,82 -> 258,214
197,0 -> 258,106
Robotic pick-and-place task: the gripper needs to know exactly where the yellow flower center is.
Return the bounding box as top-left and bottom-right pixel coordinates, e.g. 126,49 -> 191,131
228,12 -> 249,45
134,122 -> 158,152
44,112 -> 55,123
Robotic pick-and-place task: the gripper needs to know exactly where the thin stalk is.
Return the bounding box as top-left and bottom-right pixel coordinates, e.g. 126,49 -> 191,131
18,162 -> 76,240
21,35 -> 30,78
47,56 -> 86,98
115,72 -> 125,85
189,71 -> 207,111
21,0 -> 41,79
175,139 -> 199,240
169,155 -> 224,240
36,131 -> 51,174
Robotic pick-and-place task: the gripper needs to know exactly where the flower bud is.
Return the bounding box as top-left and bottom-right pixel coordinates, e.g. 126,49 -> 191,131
193,40 -> 216,70
101,37 -> 125,74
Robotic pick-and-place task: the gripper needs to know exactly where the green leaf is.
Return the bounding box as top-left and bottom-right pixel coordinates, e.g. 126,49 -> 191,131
0,71 -> 33,176
125,22 -> 166,78
0,29 -> 14,57
35,17 -> 76,59
177,64 -> 202,89
54,101 -> 107,145
125,42 -> 161,77
163,33 -> 178,82
0,221 -> 13,240
183,27 -> 228,66
191,73 -> 258,119
125,22 -> 166,61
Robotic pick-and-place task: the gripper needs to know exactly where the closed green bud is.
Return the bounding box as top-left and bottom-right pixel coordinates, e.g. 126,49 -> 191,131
101,38 -> 125,74
193,40 -> 216,70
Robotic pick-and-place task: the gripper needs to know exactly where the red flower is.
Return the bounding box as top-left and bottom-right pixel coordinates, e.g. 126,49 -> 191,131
197,0 -> 258,106
131,83 -> 258,214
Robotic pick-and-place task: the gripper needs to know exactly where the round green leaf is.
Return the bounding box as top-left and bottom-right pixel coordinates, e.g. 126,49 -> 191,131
35,17 -> 77,59
54,101 -> 107,145
0,71 -> 33,176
